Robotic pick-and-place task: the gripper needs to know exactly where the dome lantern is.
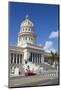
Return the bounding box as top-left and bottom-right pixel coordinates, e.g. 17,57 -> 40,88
25,15 -> 29,19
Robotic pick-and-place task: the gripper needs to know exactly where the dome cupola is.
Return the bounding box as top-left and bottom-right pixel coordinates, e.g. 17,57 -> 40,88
18,15 -> 36,47
21,15 -> 34,27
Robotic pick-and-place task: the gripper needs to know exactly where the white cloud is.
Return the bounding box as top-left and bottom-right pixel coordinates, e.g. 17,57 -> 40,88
49,31 -> 58,39
44,31 -> 58,52
38,43 -> 42,46
44,41 -> 56,53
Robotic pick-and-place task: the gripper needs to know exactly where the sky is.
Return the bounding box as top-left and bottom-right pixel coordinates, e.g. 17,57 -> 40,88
9,2 -> 59,52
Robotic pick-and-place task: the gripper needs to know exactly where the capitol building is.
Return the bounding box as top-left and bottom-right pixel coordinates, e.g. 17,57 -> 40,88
9,15 -> 57,76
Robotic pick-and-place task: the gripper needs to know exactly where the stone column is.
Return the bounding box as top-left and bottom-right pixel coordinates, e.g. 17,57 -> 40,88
40,54 -> 41,64
23,49 -> 30,64
33,53 -> 34,63
35,54 -> 37,64
10,53 -> 11,64
23,49 -> 27,64
32,53 -> 33,63
19,54 -> 20,64
38,54 -> 39,64
21,54 -> 22,64
34,53 -> 36,64
13,53 -> 14,64
37,54 -> 38,64
16,54 -> 17,64
41,54 -> 44,63
39,54 -> 41,64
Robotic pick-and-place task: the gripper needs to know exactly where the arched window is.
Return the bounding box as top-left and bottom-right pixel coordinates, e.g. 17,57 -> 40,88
23,28 -> 24,31
26,36 -> 27,40
29,28 -> 30,31
26,28 -> 27,31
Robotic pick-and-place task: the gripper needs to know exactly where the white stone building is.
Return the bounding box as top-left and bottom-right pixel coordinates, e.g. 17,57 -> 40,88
9,15 -> 56,76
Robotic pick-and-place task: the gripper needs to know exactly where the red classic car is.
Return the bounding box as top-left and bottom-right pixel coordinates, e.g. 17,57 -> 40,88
25,70 -> 36,76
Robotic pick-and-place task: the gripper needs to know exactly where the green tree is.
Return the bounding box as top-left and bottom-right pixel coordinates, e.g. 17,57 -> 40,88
50,51 -> 58,65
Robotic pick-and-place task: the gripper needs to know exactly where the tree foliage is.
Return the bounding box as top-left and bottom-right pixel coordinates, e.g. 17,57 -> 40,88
50,51 -> 58,65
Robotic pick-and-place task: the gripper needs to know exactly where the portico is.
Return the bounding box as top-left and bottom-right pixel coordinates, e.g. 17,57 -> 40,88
29,53 -> 41,64
10,53 -> 22,65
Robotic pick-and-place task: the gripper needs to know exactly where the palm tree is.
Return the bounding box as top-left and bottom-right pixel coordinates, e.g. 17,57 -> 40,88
50,51 -> 58,66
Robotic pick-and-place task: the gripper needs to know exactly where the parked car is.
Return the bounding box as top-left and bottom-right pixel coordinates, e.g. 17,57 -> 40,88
25,70 -> 36,76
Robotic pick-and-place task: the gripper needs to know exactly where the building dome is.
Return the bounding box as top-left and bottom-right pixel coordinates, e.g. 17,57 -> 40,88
18,15 -> 36,47
21,15 -> 34,27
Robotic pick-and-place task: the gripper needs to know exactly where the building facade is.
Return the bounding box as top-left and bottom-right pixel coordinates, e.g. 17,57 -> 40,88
9,15 -> 55,76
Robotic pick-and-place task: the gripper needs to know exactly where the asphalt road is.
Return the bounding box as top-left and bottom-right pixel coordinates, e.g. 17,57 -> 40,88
9,77 -> 59,88
9,73 -> 59,88
21,78 -> 59,87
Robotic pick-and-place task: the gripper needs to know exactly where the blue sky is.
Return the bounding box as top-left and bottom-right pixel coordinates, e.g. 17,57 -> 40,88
9,2 -> 59,52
